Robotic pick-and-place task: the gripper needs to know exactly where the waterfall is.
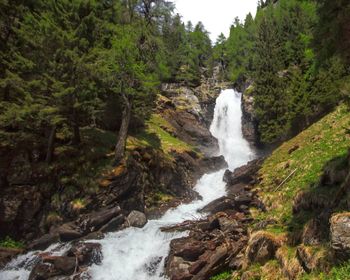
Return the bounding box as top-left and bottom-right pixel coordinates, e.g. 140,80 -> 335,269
0,89 -> 254,280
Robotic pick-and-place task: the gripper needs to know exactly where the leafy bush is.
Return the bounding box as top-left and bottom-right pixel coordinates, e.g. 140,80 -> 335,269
0,236 -> 24,249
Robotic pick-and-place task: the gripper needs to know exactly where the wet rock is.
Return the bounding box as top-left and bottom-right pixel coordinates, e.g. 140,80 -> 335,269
80,231 -> 104,241
80,206 -> 122,232
28,233 -> 60,251
29,262 -> 59,280
200,197 -> 235,214
246,231 -> 282,265
0,247 -> 23,269
57,223 -> 82,242
224,158 -> 263,186
126,210 -> 147,228
330,212 -> 350,260
67,242 -> 102,266
100,214 -> 125,233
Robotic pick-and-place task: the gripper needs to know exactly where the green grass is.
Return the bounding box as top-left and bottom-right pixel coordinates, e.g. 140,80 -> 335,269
0,236 -> 24,249
254,105 -> 350,231
301,261 -> 350,280
128,113 -> 197,159
210,271 -> 232,280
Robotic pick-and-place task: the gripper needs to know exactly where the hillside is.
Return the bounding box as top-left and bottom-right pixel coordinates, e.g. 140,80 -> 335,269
232,104 -> 350,279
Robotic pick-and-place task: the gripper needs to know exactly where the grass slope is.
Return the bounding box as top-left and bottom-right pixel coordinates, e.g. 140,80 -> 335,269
254,104 -> 350,232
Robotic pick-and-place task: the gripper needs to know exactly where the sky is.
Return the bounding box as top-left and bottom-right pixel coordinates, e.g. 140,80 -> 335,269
173,0 -> 257,42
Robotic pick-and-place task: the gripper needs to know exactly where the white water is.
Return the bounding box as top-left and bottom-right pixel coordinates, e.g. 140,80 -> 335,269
0,89 -> 254,280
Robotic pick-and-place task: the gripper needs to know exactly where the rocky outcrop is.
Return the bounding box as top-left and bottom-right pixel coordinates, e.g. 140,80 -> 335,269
164,158 -> 264,280
241,85 -> 259,147
160,83 -> 221,155
330,212 -> 350,260
245,231 -> 282,265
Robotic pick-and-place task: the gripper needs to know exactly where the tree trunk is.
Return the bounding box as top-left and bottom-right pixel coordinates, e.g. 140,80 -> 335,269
45,125 -> 56,164
114,93 -> 132,165
73,122 -> 81,145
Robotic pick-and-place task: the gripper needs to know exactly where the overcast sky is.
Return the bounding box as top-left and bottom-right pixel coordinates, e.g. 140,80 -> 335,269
173,0 -> 257,42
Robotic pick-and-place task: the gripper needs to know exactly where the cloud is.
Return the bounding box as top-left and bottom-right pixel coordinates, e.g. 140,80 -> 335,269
173,0 -> 257,42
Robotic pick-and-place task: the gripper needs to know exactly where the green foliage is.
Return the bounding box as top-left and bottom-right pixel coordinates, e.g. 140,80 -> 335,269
0,236 -> 24,249
209,271 -> 232,280
219,0 -> 349,144
301,261 -> 350,280
0,0 -> 211,185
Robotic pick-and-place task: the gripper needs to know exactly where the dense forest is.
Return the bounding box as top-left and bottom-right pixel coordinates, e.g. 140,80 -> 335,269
216,0 -> 350,144
1,0 -> 349,178
0,0 -> 216,193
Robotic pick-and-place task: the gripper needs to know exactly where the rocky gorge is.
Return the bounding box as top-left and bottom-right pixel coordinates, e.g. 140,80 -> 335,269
0,79 -> 241,278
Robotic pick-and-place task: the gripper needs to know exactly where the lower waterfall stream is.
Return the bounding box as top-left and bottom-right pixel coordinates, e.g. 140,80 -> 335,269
0,89 -> 254,280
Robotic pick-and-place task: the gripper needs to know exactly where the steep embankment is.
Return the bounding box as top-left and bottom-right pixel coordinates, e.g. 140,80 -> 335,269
235,104 -> 350,279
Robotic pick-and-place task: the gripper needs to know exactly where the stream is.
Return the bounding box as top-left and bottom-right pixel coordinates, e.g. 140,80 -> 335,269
0,89 -> 254,280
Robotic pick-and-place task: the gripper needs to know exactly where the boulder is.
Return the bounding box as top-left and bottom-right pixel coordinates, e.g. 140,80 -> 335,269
67,242 -> 102,266
200,197 -> 235,214
57,223 -> 82,242
246,231 -> 282,265
330,212 -> 350,260
172,240 -> 205,261
126,210 -> 147,228
27,233 -> 60,251
100,214 -> 125,233
224,158 -> 263,186
80,206 -> 122,232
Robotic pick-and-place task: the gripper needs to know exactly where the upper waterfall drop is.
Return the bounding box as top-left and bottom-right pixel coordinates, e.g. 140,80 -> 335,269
210,89 -> 253,170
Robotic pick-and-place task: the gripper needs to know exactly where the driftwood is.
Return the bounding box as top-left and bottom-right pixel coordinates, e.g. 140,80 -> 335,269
274,168 -> 298,192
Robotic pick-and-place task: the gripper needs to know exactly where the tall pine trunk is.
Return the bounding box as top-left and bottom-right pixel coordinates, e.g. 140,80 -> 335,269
114,93 -> 132,165
45,125 -> 56,163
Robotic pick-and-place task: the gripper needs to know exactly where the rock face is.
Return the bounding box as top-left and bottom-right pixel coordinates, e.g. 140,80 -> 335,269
164,158 -> 264,280
330,212 -> 350,260
160,83 -> 220,155
241,85 -> 259,147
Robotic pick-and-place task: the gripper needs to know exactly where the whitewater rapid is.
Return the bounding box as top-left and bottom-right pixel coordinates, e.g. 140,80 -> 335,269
0,89 -> 254,280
